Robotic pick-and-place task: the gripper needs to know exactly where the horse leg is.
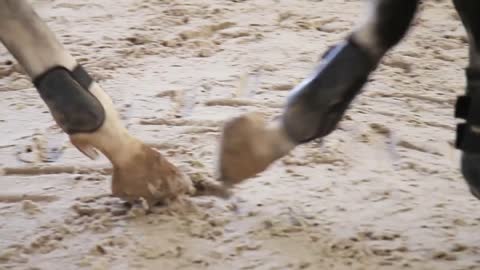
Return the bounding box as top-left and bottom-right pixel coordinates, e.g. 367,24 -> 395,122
0,0 -> 194,205
452,0 -> 480,199
217,0 -> 419,184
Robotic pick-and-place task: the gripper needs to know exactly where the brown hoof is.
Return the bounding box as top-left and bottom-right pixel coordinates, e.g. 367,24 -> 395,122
111,144 -> 194,207
217,112 -> 294,185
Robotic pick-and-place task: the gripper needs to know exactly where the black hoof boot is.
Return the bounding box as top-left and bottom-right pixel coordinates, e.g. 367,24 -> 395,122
33,65 -> 105,134
461,153 -> 480,200
282,39 -> 378,143
455,68 -> 480,200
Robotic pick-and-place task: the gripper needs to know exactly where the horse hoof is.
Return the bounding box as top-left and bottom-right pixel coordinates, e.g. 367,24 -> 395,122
217,112 -> 294,185
111,143 -> 194,205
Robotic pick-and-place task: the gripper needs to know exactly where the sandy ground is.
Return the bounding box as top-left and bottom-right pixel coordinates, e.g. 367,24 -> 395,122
1,0 -> 480,269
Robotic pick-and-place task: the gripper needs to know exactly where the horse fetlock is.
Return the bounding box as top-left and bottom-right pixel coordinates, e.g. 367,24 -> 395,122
283,40 -> 377,143
70,136 -> 100,160
33,65 -> 105,135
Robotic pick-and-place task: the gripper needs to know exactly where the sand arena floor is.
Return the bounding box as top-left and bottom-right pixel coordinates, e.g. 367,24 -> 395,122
1,0 -> 480,269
